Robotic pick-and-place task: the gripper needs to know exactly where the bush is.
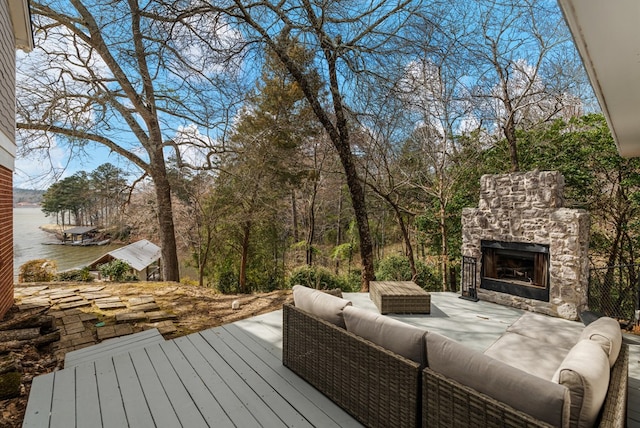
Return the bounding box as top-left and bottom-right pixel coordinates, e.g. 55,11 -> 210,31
288,265 -> 345,290
216,268 -> 239,294
338,270 -> 362,292
375,255 -> 437,289
98,259 -> 133,282
56,267 -> 94,282
19,259 -> 57,283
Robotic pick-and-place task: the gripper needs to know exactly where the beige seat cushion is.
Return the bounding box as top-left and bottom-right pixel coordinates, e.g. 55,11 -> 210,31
426,332 -> 570,427
343,306 -> 427,365
552,339 -> 610,428
292,285 -> 352,328
579,317 -> 622,367
506,312 -> 583,350
483,332 -> 569,380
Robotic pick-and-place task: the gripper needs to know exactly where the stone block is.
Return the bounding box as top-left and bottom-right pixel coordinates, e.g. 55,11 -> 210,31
115,312 -> 148,323
129,303 -> 160,312
58,300 -> 91,310
128,296 -> 155,306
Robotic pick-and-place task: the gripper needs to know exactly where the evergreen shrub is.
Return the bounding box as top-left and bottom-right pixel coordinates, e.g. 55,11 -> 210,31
98,259 -> 133,282
56,267 -> 94,282
375,255 -> 437,289
288,265 -> 345,290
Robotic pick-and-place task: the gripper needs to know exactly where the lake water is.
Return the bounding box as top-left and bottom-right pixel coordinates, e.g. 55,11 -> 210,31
13,207 -> 123,279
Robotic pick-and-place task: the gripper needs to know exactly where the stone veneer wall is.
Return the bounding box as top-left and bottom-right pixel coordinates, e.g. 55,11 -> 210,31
461,170 -> 590,320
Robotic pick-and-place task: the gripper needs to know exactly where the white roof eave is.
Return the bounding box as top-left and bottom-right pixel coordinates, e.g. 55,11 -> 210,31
557,0 -> 640,157
8,0 -> 33,52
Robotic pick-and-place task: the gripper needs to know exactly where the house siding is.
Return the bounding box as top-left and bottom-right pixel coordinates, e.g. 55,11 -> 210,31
0,0 -> 16,319
0,0 -> 16,142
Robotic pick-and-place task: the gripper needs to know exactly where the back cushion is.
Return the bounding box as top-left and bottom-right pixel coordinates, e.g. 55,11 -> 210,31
343,306 -> 427,365
578,316 -> 622,367
426,332 -> 570,427
292,285 -> 352,328
552,339 -> 610,428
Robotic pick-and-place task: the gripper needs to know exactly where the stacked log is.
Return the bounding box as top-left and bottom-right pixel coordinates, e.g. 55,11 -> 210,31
0,307 -> 59,399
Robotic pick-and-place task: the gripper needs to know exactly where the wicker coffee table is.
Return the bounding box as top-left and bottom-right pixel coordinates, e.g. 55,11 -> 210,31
370,281 -> 431,314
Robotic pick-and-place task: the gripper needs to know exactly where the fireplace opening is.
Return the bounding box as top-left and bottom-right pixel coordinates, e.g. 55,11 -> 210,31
481,240 -> 550,301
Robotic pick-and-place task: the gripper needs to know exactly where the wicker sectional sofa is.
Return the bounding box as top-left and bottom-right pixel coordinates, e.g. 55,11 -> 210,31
283,285 -> 628,428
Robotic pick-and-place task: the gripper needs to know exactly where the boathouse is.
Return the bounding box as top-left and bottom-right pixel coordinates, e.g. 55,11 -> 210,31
88,239 -> 162,281
61,226 -> 99,245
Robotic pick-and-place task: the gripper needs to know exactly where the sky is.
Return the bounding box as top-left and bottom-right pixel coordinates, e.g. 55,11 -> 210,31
12,0 -> 596,191
14,141 -> 130,190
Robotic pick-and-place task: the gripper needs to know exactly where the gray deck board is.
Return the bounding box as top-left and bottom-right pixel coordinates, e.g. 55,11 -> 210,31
50,369 -> 75,428
23,372 -> 54,428
65,328 -> 164,368
113,353 -> 155,428
143,342 -> 209,428
159,340 -> 233,427
222,323 -> 362,427
95,358 -> 129,428
172,335 -> 261,426
201,329 -> 311,427
127,348 -> 182,428
75,363 -> 102,428
187,331 -> 288,427
219,323 -> 360,428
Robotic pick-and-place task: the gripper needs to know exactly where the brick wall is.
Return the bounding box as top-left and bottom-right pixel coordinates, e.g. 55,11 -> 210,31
0,0 -> 16,140
0,0 -> 15,319
0,166 -> 12,318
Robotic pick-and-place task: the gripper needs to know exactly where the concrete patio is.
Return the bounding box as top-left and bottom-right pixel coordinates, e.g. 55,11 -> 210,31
22,292 -> 640,427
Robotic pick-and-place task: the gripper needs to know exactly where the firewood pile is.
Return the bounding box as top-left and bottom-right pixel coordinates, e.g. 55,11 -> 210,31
0,306 -> 59,427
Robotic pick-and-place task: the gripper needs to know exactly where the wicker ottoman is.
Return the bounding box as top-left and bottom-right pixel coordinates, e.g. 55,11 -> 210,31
370,281 -> 431,314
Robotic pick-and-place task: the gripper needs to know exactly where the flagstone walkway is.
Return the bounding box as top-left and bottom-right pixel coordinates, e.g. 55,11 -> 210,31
13,285 -> 178,362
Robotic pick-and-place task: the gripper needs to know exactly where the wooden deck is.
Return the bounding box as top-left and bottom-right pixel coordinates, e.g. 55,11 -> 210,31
22,292 -> 640,428
23,309 -> 362,428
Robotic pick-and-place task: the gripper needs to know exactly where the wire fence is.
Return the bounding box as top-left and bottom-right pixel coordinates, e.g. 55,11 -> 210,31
588,264 -> 640,326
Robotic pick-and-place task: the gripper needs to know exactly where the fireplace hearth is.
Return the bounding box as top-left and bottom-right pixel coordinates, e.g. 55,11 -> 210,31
462,170 -> 590,320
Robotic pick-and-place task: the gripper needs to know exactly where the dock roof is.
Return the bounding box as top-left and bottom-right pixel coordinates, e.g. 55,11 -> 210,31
63,226 -> 97,235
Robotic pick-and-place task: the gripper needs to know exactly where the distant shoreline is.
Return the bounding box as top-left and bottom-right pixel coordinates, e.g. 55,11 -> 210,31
40,224 -> 65,234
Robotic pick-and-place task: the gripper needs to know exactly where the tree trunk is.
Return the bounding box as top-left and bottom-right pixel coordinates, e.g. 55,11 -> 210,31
306,191 -> 316,266
391,204 -> 416,280
440,203 -> 449,292
336,147 -> 375,290
239,221 -> 251,293
335,191 -> 343,274
291,190 -> 299,243
504,117 -> 519,172
151,165 -> 180,282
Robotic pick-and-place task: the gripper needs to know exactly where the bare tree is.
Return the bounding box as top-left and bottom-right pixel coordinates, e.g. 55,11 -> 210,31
222,0 -> 432,290
16,0 -> 243,281
461,0 -> 580,171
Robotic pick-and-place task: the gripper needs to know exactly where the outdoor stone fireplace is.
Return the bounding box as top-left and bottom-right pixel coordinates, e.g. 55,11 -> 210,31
461,170 -> 590,320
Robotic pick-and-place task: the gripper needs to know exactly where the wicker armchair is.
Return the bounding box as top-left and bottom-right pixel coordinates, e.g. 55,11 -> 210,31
283,303 -> 422,428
